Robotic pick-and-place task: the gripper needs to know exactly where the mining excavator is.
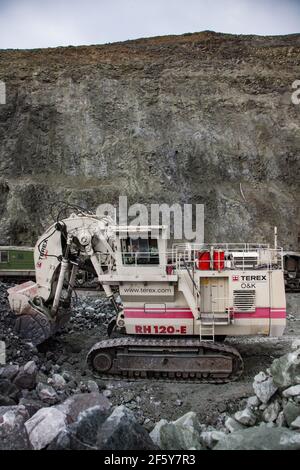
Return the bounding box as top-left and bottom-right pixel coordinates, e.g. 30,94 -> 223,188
7,212 -> 286,382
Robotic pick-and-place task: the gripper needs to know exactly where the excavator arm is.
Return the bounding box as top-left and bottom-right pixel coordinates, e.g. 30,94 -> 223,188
8,214 -> 118,345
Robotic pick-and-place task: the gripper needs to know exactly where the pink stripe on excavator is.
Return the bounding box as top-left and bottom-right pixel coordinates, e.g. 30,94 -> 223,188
124,308 -> 286,319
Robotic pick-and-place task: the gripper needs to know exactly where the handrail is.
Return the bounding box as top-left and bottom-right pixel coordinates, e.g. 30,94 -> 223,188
94,246 -> 284,274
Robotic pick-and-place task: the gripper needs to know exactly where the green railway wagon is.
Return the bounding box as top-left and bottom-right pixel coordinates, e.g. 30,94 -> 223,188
0,246 -> 35,281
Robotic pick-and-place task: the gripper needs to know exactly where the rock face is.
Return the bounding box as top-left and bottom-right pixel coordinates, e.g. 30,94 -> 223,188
0,31 -> 299,246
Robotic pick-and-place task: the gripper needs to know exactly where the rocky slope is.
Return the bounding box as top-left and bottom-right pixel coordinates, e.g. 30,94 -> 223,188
0,31 -> 299,246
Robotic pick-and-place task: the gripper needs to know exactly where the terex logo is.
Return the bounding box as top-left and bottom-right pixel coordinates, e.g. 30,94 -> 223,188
232,275 -> 239,281
241,275 -> 267,281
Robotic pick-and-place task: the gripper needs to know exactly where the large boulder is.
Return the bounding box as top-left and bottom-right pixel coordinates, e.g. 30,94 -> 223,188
290,416 -> 300,430
270,349 -> 300,389
252,372 -> 278,404
48,405 -> 110,450
97,405 -> 157,450
56,392 -> 111,424
282,385 -> 300,398
150,411 -> 202,450
283,402 -> 300,427
27,392 -> 111,450
0,405 -> 30,450
214,424 -> 300,450
25,406 -> 67,450
50,405 -> 157,450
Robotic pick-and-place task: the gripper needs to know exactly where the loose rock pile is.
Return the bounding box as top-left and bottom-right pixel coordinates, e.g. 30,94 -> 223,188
150,339 -> 300,450
1,279 -> 300,450
0,388 -> 157,450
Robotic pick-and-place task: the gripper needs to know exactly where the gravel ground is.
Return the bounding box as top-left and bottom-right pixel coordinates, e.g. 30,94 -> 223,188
0,281 -> 299,428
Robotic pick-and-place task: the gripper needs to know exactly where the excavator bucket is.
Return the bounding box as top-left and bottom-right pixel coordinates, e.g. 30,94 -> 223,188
7,282 -> 52,345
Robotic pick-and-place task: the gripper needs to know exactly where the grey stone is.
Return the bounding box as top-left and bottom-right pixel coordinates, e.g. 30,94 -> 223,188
254,371 -> 268,383
282,385 -> 300,398
48,405 -> 109,450
234,408 -> 257,426
48,373 -> 66,391
275,411 -> 286,427
290,416 -> 300,430
18,398 -> 46,417
51,404 -> 156,451
253,376 -> 278,404
214,424 -> 300,450
56,392 -> 111,424
270,350 -> 300,389
149,419 -> 168,448
13,361 -> 37,390
0,394 -> 16,406
150,412 -> 202,450
291,339 -> 300,351
0,378 -> 19,399
25,407 -> 67,450
225,417 -> 246,433
36,383 -> 59,405
86,380 -> 99,393
283,402 -> 300,427
262,401 -> 281,423
201,430 -> 226,449
247,395 -> 260,408
97,405 -> 157,450
0,405 -> 30,450
85,307 -> 95,314
61,371 -> 72,382
259,403 -> 268,411
0,364 -> 19,380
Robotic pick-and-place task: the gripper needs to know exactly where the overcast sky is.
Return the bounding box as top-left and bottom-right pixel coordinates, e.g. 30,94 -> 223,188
0,0 -> 299,49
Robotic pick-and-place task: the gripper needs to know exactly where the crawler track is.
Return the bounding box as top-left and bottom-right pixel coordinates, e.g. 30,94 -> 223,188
87,337 -> 244,383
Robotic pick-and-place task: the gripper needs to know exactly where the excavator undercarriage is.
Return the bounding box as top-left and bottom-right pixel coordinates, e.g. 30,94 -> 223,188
87,337 -> 244,383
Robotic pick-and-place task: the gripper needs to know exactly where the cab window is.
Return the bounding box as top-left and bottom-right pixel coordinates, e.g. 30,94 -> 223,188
122,237 -> 159,265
